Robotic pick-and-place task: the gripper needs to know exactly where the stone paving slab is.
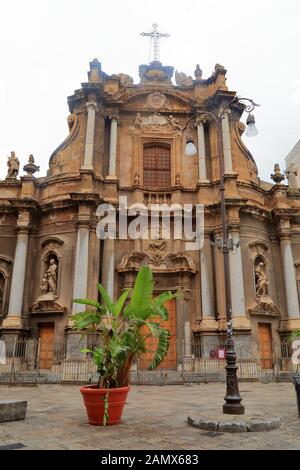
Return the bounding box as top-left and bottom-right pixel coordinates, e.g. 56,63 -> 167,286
0,383 -> 299,450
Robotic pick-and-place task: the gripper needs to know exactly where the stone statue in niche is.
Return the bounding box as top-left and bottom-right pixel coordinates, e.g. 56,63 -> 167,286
40,258 -> 58,296
6,151 -> 20,179
255,260 -> 269,297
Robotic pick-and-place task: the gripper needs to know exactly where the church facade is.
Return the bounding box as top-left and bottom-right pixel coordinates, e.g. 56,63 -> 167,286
0,58 -> 300,370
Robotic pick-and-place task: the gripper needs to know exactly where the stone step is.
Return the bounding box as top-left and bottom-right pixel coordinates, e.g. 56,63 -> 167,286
0,400 -> 27,422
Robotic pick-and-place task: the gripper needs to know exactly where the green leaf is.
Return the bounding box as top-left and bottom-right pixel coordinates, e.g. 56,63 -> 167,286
71,310 -> 105,330
289,330 -> 300,342
148,329 -> 171,370
114,288 -> 130,317
128,266 -> 153,314
73,298 -> 104,311
97,283 -> 115,314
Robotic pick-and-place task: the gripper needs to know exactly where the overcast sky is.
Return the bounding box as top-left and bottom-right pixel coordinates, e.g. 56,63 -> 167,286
0,0 -> 299,182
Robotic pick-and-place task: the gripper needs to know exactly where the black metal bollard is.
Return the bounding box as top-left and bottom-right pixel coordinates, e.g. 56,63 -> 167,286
293,374 -> 300,417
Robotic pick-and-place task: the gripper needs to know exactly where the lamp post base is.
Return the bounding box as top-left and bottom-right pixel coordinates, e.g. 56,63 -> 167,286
223,402 -> 245,415
223,338 -> 245,415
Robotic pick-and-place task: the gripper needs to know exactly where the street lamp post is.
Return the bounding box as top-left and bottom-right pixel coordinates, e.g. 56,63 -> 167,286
184,96 -> 259,415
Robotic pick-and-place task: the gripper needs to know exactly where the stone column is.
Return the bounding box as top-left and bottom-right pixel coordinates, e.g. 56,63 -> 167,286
108,116 -> 118,178
200,238 -> 214,319
72,217 -> 90,314
280,235 -> 300,318
222,112 -> 233,173
198,236 -> 218,356
183,294 -> 192,371
102,239 -> 115,300
229,229 -> 246,317
196,119 -> 208,181
81,101 -> 97,170
3,211 -> 30,330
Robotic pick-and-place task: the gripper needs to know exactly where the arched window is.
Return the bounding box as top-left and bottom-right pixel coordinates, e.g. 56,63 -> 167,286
143,144 -> 171,188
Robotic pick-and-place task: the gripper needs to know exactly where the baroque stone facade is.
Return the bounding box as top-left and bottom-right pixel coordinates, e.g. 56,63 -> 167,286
0,58 -> 300,369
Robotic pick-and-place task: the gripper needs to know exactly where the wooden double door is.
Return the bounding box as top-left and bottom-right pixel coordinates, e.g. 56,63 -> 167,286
139,299 -> 177,370
258,323 -> 273,369
39,323 -> 55,370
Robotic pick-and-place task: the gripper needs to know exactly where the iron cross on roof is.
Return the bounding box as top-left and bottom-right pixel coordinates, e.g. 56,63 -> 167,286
140,23 -> 170,63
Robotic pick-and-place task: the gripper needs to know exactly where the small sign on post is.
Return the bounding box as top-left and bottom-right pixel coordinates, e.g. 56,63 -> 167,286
217,348 -> 226,360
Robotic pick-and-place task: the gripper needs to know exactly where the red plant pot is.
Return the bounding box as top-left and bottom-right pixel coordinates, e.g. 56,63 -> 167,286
80,385 -> 130,426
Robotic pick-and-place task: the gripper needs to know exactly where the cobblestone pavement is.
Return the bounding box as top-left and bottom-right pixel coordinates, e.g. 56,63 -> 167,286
0,383 -> 299,450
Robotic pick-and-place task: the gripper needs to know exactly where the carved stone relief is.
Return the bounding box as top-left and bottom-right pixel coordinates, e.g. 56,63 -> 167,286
133,112 -> 181,134
146,92 -> 168,109
118,247 -> 197,273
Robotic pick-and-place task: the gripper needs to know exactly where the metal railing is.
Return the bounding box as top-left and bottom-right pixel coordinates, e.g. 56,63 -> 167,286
0,337 -> 296,385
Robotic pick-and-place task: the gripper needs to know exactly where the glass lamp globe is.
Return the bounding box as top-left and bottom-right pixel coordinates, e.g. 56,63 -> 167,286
185,139 -> 197,156
246,113 -> 259,137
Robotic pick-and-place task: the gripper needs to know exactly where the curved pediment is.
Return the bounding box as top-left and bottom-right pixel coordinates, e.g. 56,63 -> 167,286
41,236 -> 64,248
116,89 -> 191,113
118,250 -> 197,274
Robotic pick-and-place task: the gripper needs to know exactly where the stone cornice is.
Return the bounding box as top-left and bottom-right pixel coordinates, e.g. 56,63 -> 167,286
0,179 -> 22,188
8,198 -> 39,214
272,208 -> 299,219
69,192 -> 102,205
240,204 -> 271,221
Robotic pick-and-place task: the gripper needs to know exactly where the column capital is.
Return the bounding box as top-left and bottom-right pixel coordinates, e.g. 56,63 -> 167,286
280,232 -> 292,241
86,101 -> 98,111
109,114 -> 119,122
75,219 -> 91,230
195,116 -> 207,125
15,226 -> 31,236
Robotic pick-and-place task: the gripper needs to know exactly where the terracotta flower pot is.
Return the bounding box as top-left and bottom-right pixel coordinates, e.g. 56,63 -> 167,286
80,385 -> 130,426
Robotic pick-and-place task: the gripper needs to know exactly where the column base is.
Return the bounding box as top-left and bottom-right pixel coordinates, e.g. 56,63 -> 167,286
106,175 -> 118,181
183,356 -> 193,372
280,318 -> 300,333
232,316 -> 252,332
198,179 -> 210,184
2,316 -> 25,330
197,317 -> 218,331
66,316 -> 75,329
80,165 -> 94,172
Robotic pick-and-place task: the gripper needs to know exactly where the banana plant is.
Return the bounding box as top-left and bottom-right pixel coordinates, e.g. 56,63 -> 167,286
71,266 -> 178,389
